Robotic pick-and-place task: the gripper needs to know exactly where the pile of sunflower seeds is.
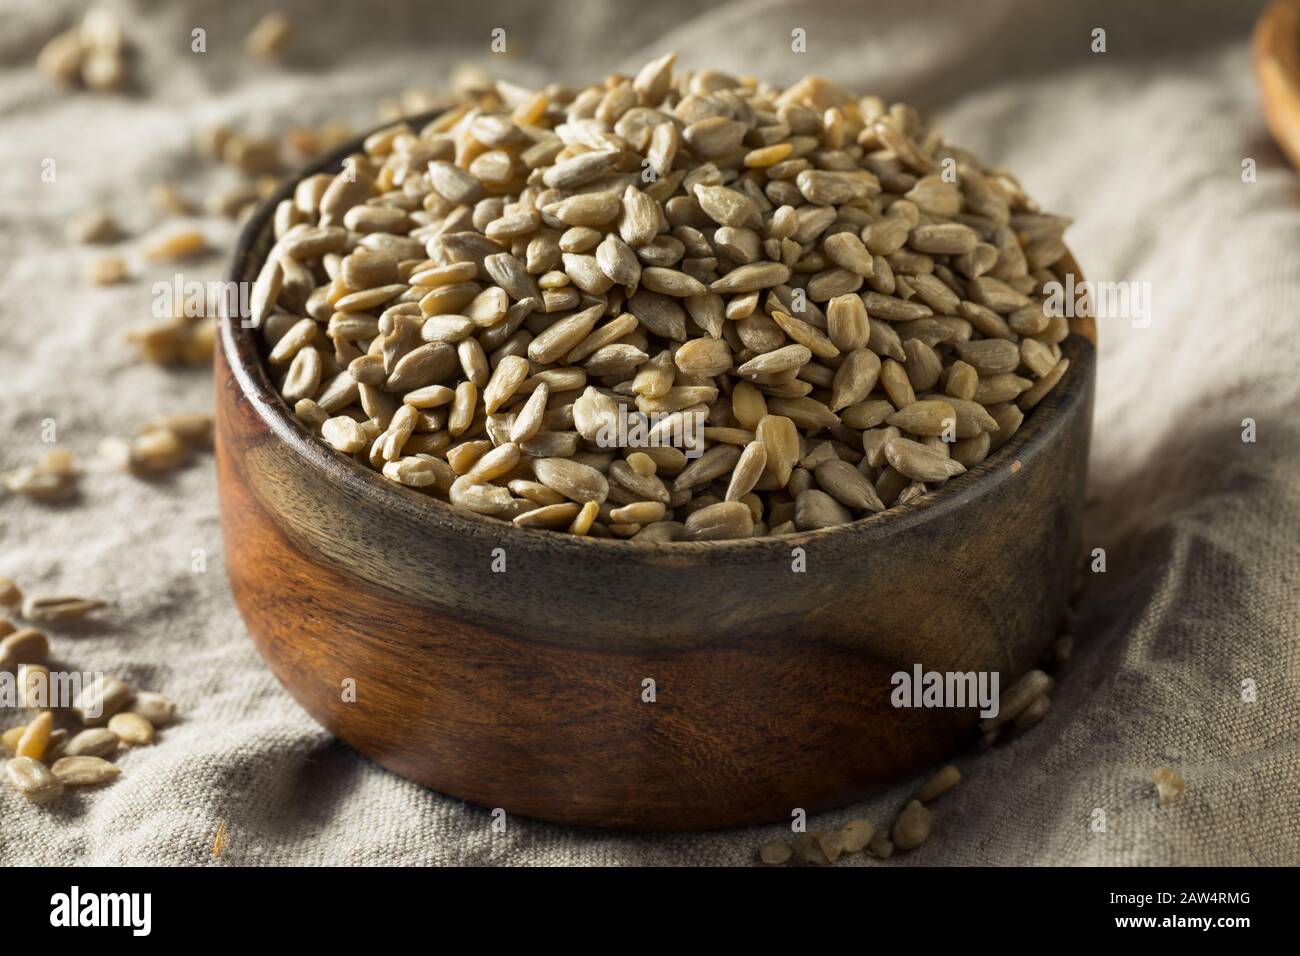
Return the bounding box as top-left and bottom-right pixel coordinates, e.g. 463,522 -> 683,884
36,6 -> 128,93
254,55 -> 1073,541
1,577 -> 177,805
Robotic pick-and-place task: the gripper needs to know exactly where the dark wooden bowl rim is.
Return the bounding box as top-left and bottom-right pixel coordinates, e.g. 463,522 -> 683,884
222,111 -> 1096,560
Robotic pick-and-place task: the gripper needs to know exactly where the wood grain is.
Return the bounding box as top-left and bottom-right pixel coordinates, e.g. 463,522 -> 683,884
1254,0 -> 1300,171
215,116 -> 1097,830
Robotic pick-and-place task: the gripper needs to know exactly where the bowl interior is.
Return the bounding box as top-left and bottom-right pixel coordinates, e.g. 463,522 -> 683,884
221,112 -> 1096,559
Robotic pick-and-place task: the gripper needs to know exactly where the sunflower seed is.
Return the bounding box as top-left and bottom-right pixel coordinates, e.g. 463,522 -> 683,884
1017,358 -> 1069,410
795,489 -> 852,530
684,500 -> 754,540
884,438 -> 966,482
980,668 -> 1053,731
73,674 -> 132,726
16,711 -> 54,760
725,441 -> 768,501
251,59 -> 1072,540
533,457 -> 608,503
815,459 -> 885,512
5,756 -> 63,803
21,595 -> 107,623
914,765 -> 962,803
51,755 -> 121,787
108,712 -> 154,746
0,628 -> 48,667
839,819 -> 876,853
886,399 -> 955,437
63,728 -> 121,759
892,799 -> 933,851
1152,767 -> 1186,803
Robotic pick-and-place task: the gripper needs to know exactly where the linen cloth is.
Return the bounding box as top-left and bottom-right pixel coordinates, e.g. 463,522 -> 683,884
1,0 -> 1296,866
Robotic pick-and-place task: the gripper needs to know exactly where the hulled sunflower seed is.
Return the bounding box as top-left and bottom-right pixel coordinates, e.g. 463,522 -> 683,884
892,799 -> 933,851
63,728 -> 121,758
684,500 -> 754,540
815,459 -> 885,512
0,628 -> 48,667
884,438 -> 966,482
52,755 -> 122,786
533,457 -> 608,503
724,441 -> 768,501
1152,767 -> 1186,803
251,57 -> 1072,541
108,712 -> 154,745
21,595 -> 107,622
914,765 -> 961,802
5,756 -> 63,803
795,489 -> 851,530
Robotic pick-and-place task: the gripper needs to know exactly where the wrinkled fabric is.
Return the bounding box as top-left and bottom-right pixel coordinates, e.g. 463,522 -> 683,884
1,0 -> 1296,866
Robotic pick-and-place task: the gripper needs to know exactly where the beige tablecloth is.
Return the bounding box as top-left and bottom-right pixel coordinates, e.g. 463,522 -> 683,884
2,0 -> 1296,865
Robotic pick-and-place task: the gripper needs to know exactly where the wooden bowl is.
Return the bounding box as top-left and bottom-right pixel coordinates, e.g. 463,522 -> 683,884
216,119 -> 1097,831
1254,0 -> 1300,171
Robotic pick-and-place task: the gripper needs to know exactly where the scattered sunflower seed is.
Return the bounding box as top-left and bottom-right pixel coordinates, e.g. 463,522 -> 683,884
1152,767 -> 1186,803
5,756 -> 63,803
21,595 -> 107,623
63,728 -> 121,759
245,12 -> 293,59
51,756 -> 121,787
913,765 -> 961,803
892,799 -> 933,851
107,712 -> 154,746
